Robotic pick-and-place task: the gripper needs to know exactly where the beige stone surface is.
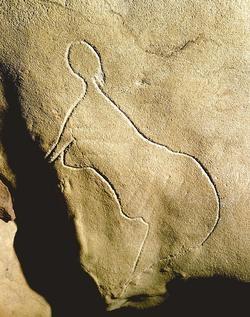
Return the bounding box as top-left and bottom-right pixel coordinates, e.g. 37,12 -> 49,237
0,179 -> 15,222
0,0 -> 249,315
0,222 -> 51,317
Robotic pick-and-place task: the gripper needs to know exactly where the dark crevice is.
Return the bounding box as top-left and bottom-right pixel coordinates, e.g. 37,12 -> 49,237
0,66 -> 105,317
109,276 -> 250,317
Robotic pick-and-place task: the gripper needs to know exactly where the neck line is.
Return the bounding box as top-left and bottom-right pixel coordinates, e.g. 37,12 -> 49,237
85,77 -> 103,94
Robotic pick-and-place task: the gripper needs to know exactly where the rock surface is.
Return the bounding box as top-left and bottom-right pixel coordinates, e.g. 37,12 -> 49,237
0,0 -> 249,315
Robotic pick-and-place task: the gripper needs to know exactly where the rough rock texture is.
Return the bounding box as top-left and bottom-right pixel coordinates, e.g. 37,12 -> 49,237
0,0 -> 249,315
0,179 -> 15,222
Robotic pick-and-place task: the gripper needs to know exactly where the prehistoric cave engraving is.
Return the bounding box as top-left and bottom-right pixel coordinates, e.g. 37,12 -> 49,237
54,157 -> 149,298
46,40 -> 220,296
61,147 -> 150,285
0,179 -> 15,223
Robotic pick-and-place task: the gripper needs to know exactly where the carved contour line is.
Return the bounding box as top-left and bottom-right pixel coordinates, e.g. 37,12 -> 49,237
46,40 -> 221,295
59,144 -> 149,295
45,42 -> 87,159
95,80 -> 220,246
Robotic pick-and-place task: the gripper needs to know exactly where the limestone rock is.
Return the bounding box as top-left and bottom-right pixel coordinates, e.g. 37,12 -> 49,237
0,179 -> 15,222
0,0 -> 249,315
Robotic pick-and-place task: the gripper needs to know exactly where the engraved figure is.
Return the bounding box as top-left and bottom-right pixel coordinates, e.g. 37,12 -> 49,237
46,41 -> 219,298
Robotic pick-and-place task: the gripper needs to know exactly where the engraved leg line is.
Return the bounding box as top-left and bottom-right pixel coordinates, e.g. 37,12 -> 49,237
95,81 -> 220,244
